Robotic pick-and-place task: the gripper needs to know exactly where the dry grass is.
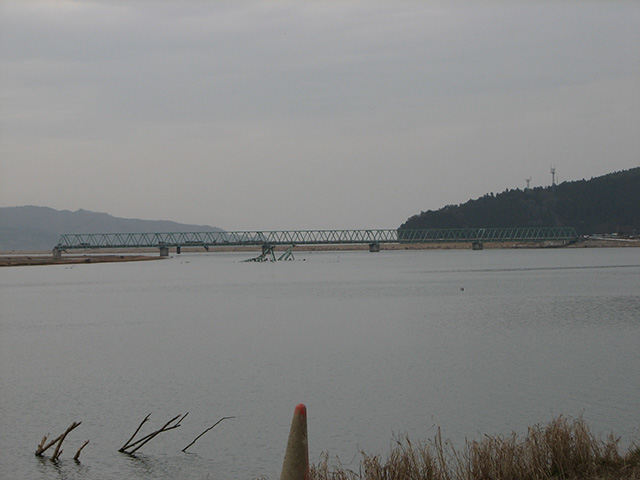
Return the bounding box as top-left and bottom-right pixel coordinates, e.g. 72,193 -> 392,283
310,416 -> 640,480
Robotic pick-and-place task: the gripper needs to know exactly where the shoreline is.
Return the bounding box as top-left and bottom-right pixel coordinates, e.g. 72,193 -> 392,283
1,238 -> 638,267
0,254 -> 162,267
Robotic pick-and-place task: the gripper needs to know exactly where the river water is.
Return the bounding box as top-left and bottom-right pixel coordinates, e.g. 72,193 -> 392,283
1,248 -> 639,479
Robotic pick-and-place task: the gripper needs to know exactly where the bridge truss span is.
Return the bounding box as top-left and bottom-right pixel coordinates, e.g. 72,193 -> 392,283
397,226 -> 579,243
55,226 -> 578,252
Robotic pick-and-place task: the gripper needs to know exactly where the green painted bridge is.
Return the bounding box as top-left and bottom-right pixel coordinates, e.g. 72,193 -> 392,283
54,226 -> 579,256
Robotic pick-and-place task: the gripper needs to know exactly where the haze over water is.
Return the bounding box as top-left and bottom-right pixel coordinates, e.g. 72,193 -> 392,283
1,248 -> 639,479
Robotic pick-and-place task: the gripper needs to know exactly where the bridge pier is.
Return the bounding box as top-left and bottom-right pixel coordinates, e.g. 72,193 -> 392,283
52,247 -> 62,260
176,246 -> 181,255
159,246 -> 169,257
369,243 -> 380,253
472,241 -> 484,250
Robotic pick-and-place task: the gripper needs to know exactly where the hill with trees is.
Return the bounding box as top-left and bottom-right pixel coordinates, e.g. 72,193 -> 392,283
400,168 -> 640,235
0,206 -> 223,252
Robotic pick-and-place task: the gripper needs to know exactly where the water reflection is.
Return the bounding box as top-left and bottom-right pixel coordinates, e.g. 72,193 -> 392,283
35,456 -> 92,480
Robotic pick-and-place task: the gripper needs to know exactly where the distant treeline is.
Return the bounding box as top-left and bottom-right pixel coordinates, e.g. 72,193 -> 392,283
400,167 -> 640,235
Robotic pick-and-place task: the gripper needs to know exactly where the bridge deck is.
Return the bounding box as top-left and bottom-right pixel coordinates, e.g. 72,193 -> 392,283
55,227 -> 579,250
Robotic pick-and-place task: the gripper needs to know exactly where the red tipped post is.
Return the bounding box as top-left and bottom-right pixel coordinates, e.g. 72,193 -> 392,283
280,403 -> 309,480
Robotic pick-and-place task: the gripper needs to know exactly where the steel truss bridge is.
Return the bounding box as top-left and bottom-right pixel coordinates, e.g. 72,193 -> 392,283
55,227 -> 578,254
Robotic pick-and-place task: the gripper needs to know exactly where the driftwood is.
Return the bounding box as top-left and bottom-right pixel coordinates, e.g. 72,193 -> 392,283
118,413 -> 151,452
119,413 -> 188,454
74,440 -> 90,461
182,416 -> 235,453
35,411 -> 232,464
35,422 -> 82,461
36,433 -> 62,457
51,422 -> 81,461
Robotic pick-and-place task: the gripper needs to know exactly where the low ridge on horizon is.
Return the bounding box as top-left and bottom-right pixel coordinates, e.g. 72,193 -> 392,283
1,167 -> 638,252
0,206 -> 224,252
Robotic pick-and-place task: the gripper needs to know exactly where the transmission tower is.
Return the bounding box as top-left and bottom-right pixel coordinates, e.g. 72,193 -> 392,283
525,177 -> 532,189
550,165 -> 556,186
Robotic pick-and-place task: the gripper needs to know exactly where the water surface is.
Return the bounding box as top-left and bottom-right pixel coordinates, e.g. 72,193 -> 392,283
1,248 -> 639,479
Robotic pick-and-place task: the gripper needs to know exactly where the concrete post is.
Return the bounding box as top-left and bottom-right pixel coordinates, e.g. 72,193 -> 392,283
280,404 -> 309,480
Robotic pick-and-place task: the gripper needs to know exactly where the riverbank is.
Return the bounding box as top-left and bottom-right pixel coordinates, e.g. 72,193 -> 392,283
310,416 -> 640,480
0,254 -> 162,267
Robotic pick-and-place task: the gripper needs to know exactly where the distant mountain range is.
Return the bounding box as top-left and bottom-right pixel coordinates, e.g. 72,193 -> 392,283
400,167 -> 640,235
0,206 -> 223,252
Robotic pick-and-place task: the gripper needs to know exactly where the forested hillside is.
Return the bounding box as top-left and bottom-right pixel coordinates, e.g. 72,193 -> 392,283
400,168 -> 640,235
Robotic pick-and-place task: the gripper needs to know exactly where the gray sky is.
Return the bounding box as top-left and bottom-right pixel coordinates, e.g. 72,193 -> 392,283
1,1 -> 638,230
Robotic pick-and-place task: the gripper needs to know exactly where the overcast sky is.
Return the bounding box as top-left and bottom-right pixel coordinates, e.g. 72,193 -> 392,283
1,1 -> 638,230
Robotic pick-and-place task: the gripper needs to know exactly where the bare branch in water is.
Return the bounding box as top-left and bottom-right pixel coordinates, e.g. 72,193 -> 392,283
51,422 -> 82,461
118,413 -> 151,452
120,413 -> 188,455
74,440 -> 90,461
182,416 -> 235,453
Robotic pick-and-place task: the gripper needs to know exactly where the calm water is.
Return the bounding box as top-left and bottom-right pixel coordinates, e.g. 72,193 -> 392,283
1,248 -> 639,479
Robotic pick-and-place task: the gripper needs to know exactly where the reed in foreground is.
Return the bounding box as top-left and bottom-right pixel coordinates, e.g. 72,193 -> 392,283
310,416 -> 640,480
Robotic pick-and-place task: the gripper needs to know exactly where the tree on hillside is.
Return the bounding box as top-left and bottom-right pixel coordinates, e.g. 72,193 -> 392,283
399,167 -> 640,235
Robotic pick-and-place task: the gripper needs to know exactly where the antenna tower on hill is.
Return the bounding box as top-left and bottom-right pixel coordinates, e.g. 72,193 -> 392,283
550,165 -> 556,186
525,177 -> 532,189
